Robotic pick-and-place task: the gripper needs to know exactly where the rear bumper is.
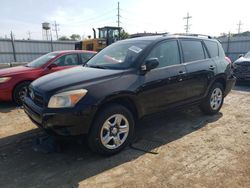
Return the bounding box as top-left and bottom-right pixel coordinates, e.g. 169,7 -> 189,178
224,76 -> 236,97
23,96 -> 97,136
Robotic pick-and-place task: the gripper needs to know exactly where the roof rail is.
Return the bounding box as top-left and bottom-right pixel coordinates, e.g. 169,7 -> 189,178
171,33 -> 213,39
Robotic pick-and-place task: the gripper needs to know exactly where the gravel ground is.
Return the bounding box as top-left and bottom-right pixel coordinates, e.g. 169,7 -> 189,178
0,83 -> 249,188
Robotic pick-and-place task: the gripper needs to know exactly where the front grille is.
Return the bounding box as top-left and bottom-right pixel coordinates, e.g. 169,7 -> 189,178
28,87 -> 44,107
234,63 -> 250,73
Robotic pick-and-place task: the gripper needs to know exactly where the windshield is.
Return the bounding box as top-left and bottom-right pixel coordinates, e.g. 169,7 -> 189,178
26,52 -> 59,68
244,51 -> 250,58
86,40 -> 150,69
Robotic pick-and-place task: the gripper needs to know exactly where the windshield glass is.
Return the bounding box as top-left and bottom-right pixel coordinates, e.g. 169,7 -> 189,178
244,51 -> 250,58
26,52 -> 59,68
86,40 -> 151,69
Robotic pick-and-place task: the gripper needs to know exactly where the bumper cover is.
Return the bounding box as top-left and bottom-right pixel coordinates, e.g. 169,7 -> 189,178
0,84 -> 12,101
23,97 -> 97,136
224,76 -> 236,97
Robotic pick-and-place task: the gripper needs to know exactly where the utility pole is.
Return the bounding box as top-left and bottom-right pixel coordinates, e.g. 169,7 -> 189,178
237,20 -> 243,34
183,12 -> 192,34
27,31 -> 31,40
117,2 -> 120,27
52,21 -> 59,40
10,31 -> 17,63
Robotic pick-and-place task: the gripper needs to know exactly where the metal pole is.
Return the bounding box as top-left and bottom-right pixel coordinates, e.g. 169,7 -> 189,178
50,29 -> 53,52
10,31 -> 17,64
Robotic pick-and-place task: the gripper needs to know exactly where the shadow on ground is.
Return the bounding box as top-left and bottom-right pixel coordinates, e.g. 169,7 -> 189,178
0,107 -> 222,188
233,81 -> 250,92
0,102 -> 18,113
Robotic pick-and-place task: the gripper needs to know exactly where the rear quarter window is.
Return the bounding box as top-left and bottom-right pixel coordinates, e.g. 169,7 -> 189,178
181,40 -> 205,62
204,40 -> 219,58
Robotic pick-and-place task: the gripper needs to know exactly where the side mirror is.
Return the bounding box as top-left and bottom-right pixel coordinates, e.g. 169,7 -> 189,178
47,63 -> 58,69
238,54 -> 244,58
141,58 -> 159,72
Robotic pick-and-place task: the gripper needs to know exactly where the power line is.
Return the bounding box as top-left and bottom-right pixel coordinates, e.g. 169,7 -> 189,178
61,8 -> 116,25
183,12 -> 192,33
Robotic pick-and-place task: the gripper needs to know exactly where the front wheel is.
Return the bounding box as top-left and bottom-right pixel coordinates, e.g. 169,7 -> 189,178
13,81 -> 31,106
87,104 -> 135,155
200,83 -> 224,115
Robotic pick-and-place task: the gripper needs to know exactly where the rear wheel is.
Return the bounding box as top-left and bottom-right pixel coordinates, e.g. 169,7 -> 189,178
87,104 -> 135,155
200,82 -> 224,115
13,81 -> 31,106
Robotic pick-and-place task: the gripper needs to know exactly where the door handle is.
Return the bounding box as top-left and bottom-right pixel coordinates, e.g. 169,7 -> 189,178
209,65 -> 216,70
178,71 -> 186,75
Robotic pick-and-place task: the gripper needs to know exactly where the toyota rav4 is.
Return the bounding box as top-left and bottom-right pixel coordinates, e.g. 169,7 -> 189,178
24,34 -> 236,155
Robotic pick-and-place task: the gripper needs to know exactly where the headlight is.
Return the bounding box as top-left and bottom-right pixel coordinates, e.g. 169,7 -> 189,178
48,89 -> 88,108
0,77 -> 11,83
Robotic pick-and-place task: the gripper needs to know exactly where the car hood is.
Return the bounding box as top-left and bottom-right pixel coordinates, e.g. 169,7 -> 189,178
234,57 -> 250,64
31,66 -> 124,94
0,66 -> 34,76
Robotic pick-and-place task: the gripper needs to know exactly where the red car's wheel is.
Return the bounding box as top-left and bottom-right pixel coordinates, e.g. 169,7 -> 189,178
13,81 -> 31,106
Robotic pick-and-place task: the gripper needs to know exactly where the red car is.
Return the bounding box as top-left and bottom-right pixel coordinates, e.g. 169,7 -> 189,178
0,50 -> 96,105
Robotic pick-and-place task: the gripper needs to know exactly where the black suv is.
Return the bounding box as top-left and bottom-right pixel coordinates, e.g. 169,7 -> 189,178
24,35 -> 236,155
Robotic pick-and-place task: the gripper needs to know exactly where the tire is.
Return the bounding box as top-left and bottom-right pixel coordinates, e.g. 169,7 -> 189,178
200,82 -> 224,115
13,81 -> 31,106
87,104 -> 135,155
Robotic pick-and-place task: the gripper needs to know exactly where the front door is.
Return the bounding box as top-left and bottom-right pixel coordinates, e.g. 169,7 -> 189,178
137,40 -> 189,115
43,53 -> 80,75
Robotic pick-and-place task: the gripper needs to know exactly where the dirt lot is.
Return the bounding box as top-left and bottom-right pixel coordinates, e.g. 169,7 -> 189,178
0,83 -> 250,188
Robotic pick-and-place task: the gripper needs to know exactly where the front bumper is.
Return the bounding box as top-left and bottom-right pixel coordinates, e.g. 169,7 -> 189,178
224,76 -> 236,96
233,72 -> 250,80
23,96 -> 97,136
0,84 -> 13,101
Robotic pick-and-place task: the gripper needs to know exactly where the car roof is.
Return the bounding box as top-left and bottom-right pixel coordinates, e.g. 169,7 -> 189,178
124,34 -> 218,43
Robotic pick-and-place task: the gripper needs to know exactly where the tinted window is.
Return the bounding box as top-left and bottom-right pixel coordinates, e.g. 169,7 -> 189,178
181,40 -> 205,62
54,54 -> 79,66
80,53 -> 95,64
147,40 -> 180,68
204,40 -> 219,58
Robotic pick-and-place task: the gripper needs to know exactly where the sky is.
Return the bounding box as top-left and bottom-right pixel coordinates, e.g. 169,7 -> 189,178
0,0 -> 250,40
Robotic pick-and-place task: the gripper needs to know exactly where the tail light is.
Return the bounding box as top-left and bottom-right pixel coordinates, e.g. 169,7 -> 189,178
225,56 -> 232,64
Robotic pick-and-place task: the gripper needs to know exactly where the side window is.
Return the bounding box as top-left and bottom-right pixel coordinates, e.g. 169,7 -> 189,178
181,40 -> 205,62
80,53 -> 95,64
204,40 -> 219,58
54,54 -> 79,66
147,40 -> 180,68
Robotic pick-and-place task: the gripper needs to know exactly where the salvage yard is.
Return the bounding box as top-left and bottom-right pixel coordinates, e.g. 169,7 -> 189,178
0,84 -> 250,188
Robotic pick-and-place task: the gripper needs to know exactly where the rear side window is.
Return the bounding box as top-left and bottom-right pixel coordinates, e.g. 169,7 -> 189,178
204,40 -> 219,58
146,40 -> 180,68
181,40 -> 205,62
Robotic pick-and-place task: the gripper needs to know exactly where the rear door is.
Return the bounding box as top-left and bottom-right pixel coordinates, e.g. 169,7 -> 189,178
138,39 -> 189,114
180,39 -> 217,99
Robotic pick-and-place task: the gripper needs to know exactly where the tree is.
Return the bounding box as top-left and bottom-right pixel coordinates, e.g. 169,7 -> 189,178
58,36 -> 70,41
70,34 -> 81,41
120,29 -> 129,39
